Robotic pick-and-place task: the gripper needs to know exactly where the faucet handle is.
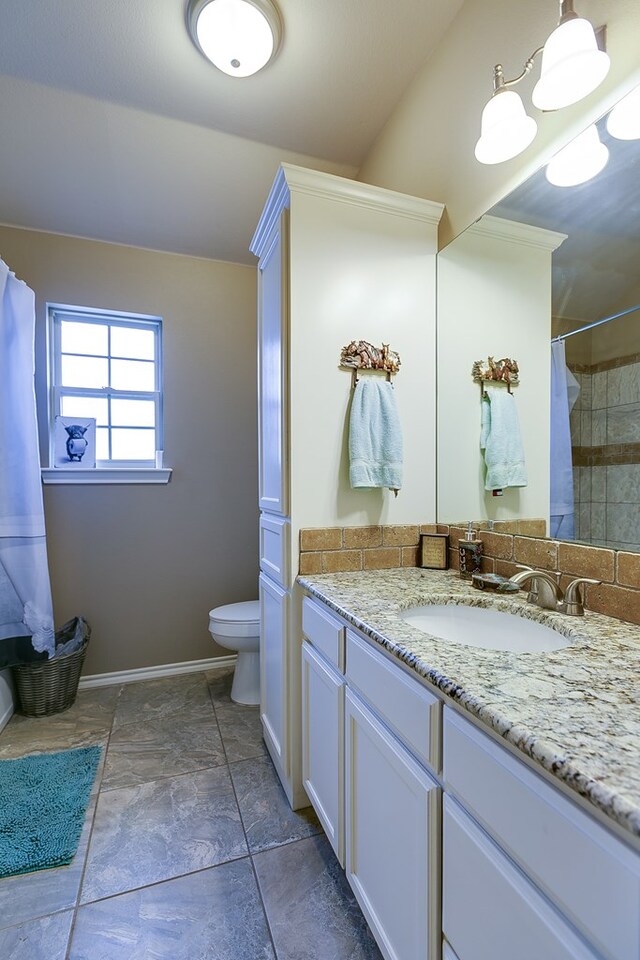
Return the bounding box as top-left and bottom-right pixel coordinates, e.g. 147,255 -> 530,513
564,577 -> 600,616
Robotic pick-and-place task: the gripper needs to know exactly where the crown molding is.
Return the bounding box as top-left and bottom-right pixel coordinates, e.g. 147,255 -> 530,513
466,214 -> 567,252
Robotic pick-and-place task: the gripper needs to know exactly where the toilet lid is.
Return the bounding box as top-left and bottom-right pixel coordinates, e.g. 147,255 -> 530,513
209,600 -> 260,627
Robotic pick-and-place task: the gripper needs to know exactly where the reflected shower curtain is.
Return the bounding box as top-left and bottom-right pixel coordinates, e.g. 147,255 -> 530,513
550,340 -> 580,540
0,259 -> 54,668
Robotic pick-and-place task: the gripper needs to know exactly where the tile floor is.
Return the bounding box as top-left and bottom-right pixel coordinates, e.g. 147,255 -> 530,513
0,667 -> 382,959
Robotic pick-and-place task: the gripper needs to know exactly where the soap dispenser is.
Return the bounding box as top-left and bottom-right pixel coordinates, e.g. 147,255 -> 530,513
458,522 -> 483,579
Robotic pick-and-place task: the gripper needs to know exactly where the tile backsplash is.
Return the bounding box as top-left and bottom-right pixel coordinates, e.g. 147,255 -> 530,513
299,521 -> 640,626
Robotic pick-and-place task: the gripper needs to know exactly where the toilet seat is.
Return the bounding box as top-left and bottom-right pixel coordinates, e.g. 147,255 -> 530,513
208,600 -> 260,638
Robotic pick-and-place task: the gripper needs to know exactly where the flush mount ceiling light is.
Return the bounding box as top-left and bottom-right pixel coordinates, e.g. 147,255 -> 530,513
475,0 -> 610,165
545,124 -> 609,186
606,84 -> 640,140
187,0 -> 282,78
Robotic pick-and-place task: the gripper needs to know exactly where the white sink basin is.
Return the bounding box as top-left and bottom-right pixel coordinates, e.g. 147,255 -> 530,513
400,603 -> 571,653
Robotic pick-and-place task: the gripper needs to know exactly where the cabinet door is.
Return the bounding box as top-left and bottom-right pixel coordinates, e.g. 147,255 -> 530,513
302,641 -> 345,864
259,573 -> 289,774
345,689 -> 440,960
443,796 -> 599,960
257,212 -> 288,516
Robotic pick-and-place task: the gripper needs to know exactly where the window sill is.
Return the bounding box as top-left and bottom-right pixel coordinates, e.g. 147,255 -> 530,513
41,468 -> 172,485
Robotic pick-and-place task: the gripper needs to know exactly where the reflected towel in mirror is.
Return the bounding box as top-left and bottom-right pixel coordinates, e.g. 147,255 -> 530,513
480,386 -> 527,491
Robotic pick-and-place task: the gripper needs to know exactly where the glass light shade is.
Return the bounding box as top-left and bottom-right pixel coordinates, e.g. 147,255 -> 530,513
606,85 -> 640,140
192,0 -> 280,77
475,90 -> 537,165
545,124 -> 609,186
532,18 -> 610,111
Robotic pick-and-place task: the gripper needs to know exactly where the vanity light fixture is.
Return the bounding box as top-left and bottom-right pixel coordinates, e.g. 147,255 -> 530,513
475,0 -> 609,165
606,84 -> 640,140
187,0 -> 282,78
545,124 -> 609,186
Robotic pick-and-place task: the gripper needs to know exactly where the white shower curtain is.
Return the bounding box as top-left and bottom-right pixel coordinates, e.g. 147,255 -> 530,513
0,259 -> 54,665
550,340 -> 580,540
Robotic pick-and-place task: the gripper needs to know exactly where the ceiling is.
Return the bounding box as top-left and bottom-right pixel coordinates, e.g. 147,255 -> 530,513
0,0 -> 461,264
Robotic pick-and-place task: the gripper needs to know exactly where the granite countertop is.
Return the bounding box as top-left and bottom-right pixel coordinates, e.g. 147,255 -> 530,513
297,567 -> 640,842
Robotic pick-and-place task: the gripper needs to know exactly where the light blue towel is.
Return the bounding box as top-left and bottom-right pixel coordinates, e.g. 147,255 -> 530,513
480,386 -> 527,491
349,378 -> 403,491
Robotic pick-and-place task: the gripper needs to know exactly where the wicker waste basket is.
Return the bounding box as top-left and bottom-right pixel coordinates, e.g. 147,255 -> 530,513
12,617 -> 91,717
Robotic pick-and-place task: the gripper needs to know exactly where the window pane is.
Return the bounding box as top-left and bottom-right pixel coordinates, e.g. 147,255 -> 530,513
111,399 -> 156,427
96,427 -> 110,461
111,326 -> 155,360
61,355 -> 108,388
60,396 -> 109,425
111,359 -> 155,392
111,429 -> 155,461
60,321 -> 108,356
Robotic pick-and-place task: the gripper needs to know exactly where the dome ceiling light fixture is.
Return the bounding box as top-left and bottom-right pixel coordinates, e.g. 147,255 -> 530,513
187,0 -> 283,78
475,0 -> 610,165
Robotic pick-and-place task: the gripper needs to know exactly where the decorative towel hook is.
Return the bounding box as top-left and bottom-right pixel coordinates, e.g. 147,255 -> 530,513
472,357 -> 519,397
340,340 -> 401,388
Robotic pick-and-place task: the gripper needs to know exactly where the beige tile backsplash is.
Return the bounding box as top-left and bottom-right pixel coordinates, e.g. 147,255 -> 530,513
299,521 -> 640,626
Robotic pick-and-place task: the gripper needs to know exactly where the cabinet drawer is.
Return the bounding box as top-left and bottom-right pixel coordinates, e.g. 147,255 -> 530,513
444,709 -> 640,960
259,514 -> 290,587
443,796 -> 598,960
346,630 -> 440,775
302,597 -> 345,672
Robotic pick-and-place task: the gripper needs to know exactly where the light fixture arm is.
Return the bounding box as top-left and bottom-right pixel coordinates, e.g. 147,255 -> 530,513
492,48 -> 544,94
559,0 -> 579,25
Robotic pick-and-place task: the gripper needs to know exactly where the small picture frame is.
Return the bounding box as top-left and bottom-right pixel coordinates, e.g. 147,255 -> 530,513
54,416 -> 96,468
419,533 -> 449,570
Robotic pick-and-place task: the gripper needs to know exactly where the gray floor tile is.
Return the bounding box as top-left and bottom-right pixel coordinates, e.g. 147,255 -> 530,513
69,858 -> 275,960
102,712 -> 226,790
230,755 -> 320,854
0,796 -> 96,929
81,766 -> 247,903
0,911 -> 74,960
206,665 -> 236,703
113,673 -> 213,730
0,686 -> 119,760
255,834 -> 382,960
207,668 -> 267,763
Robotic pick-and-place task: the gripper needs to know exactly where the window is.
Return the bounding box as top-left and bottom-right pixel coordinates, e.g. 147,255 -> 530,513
47,304 -> 164,471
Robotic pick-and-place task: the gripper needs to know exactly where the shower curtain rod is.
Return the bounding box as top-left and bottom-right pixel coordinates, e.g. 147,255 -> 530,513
552,303 -> 640,342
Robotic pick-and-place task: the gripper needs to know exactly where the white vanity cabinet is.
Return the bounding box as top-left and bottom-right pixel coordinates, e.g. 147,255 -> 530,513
345,688 -> 440,960
442,708 -> 640,960
301,589 -> 640,960
302,595 -> 442,960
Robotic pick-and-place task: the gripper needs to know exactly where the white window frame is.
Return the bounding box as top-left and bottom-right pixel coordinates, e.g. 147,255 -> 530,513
42,303 -> 171,485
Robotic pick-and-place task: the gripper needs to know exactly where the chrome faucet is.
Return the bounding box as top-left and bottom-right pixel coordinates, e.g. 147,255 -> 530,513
509,565 -> 600,616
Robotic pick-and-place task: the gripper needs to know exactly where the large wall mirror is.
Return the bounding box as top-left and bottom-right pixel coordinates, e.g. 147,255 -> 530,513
436,86 -> 640,552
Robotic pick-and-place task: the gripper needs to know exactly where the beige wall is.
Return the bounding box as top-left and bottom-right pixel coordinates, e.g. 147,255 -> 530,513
0,225 -> 258,675
358,0 -> 640,248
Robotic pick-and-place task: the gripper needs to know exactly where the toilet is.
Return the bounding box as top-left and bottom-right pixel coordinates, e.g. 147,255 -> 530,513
208,600 -> 260,705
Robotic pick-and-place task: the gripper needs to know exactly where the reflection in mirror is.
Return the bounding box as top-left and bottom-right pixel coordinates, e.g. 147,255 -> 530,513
437,88 -> 640,552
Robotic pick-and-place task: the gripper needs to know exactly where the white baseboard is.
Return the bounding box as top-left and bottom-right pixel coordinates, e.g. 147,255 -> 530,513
78,655 -> 237,690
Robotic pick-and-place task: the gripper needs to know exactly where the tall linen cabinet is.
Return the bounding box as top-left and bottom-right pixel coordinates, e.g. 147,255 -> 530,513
250,164 -> 443,807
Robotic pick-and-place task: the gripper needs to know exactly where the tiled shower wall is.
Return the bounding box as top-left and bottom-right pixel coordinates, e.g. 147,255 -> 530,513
570,356 -> 640,551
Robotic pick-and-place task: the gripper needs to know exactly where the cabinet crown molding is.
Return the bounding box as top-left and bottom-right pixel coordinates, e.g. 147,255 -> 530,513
466,215 -> 567,252
250,163 -> 444,259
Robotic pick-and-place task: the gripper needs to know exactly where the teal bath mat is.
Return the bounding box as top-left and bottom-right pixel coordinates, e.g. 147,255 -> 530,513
0,745 -> 101,878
